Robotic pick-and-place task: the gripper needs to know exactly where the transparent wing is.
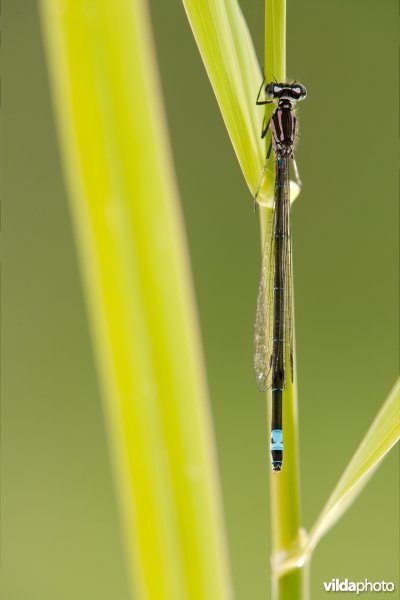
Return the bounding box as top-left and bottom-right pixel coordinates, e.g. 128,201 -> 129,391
254,163 -> 294,393
254,207 -> 275,391
283,164 -> 294,385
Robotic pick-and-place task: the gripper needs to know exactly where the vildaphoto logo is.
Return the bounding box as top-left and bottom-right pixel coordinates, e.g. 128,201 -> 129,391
323,579 -> 396,594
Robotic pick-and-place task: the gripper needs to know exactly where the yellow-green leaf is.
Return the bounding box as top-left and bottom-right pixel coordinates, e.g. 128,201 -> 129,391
182,0 -> 275,204
40,1 -> 233,598
307,378 -> 400,552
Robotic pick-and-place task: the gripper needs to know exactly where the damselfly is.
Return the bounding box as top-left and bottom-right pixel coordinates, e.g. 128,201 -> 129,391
254,78 -> 307,472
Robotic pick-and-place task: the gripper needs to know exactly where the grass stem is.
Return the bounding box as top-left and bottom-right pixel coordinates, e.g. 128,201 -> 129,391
262,2 -> 306,598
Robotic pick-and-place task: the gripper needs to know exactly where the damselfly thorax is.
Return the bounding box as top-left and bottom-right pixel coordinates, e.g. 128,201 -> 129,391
270,100 -> 297,158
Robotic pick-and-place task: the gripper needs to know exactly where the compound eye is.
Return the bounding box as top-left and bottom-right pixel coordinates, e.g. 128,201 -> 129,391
265,83 -> 275,99
265,83 -> 283,99
291,84 -> 307,100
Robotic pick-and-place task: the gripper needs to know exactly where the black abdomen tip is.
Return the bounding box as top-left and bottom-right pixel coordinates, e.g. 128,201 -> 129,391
271,450 -> 283,472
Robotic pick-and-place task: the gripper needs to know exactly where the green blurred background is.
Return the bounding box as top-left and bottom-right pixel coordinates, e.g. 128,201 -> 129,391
2,0 -> 398,598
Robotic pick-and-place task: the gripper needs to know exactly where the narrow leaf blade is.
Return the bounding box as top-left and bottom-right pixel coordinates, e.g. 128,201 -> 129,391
40,1 -> 233,597
308,378 -> 400,551
182,0 -> 274,204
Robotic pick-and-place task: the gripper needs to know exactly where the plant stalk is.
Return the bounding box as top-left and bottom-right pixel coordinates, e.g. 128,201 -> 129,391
263,1 -> 306,598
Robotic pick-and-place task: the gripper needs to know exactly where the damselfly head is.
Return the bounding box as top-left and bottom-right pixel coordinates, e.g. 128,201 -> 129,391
265,82 -> 307,102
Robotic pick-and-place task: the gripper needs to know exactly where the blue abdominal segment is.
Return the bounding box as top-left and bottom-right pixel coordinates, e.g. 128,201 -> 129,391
270,429 -> 283,472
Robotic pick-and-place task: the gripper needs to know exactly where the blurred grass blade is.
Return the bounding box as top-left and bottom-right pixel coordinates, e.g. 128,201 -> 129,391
181,0 -> 275,204
40,1 -> 233,598
307,378 -> 400,552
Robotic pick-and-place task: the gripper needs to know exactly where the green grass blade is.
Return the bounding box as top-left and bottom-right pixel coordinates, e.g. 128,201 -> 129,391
181,0 -> 274,204
306,377 -> 400,553
39,1 -> 233,598
265,0 -> 286,81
